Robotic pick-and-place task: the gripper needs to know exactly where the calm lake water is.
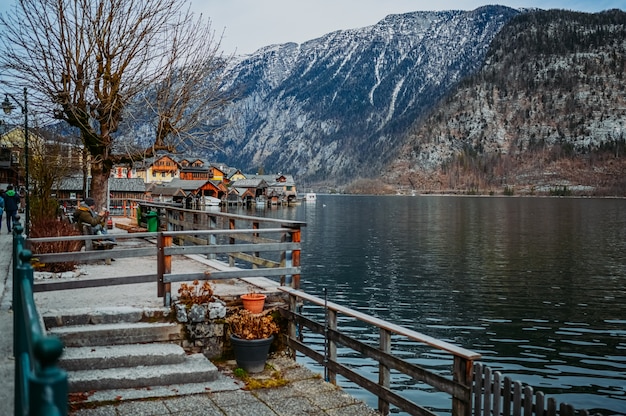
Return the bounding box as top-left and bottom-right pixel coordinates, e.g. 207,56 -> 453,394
243,195 -> 626,415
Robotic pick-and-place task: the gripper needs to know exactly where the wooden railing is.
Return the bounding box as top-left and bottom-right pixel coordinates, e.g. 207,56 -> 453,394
29,207 -> 304,306
472,363 -> 603,416
279,288 -> 606,416
279,287 -> 481,416
12,225 -> 68,415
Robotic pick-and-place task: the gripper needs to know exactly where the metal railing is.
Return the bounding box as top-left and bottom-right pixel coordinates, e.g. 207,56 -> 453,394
12,224 -> 67,416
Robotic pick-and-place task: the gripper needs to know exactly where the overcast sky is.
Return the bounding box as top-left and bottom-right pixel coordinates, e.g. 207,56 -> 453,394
0,1 -> 624,55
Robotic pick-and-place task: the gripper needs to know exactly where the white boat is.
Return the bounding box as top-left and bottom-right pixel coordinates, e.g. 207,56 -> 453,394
202,196 -> 221,206
305,193 -> 317,202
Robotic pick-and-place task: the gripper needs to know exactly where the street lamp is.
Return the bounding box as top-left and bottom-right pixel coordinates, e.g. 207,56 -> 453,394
1,87 -> 29,235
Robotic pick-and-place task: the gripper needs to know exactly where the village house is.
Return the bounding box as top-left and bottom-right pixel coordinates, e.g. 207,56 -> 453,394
0,128 -> 299,211
135,154 -> 180,183
179,157 -> 211,180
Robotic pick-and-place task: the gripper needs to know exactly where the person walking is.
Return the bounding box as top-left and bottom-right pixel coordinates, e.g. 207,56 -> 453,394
0,190 -> 4,232
3,185 -> 21,233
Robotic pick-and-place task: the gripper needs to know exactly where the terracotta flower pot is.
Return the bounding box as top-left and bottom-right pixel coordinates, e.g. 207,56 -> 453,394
241,293 -> 266,313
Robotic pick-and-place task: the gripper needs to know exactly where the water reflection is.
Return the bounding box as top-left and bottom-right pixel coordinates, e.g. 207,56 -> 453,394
244,195 -> 626,414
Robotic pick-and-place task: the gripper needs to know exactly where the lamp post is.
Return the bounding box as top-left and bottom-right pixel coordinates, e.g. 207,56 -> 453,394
2,87 -> 29,235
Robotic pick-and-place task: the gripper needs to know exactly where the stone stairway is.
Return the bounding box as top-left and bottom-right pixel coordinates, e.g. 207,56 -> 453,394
43,306 -> 239,403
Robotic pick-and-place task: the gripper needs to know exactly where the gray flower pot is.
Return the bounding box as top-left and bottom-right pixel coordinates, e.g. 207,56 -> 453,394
230,334 -> 274,373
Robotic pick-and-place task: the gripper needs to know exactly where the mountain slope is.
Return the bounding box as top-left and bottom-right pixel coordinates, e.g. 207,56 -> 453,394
387,9 -> 626,195
211,6 -> 520,181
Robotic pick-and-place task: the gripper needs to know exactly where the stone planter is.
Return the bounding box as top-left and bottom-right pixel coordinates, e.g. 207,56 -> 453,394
230,334 -> 274,373
241,293 -> 266,313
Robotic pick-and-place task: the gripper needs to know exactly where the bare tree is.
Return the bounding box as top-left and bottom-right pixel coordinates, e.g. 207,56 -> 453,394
0,0 -> 230,207
29,131 -> 83,222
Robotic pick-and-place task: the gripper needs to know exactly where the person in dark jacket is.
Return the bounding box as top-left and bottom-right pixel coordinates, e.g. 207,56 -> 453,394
73,197 -> 108,235
4,185 -> 21,233
0,190 -> 4,232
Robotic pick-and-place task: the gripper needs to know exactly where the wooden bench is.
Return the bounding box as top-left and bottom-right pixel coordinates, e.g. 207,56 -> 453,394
81,224 -> 116,264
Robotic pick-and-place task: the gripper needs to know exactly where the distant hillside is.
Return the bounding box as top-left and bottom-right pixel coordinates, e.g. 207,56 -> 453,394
387,9 -> 626,196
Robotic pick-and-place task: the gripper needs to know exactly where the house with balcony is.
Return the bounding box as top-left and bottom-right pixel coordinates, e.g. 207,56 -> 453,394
135,154 -> 180,183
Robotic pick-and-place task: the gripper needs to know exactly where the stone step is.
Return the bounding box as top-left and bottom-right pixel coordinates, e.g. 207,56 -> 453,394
60,343 -> 187,371
42,306 -> 169,329
67,353 -> 219,392
48,321 -> 182,347
71,378 -> 242,406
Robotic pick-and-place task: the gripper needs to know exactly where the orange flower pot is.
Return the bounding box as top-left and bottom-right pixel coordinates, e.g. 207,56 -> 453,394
241,293 -> 266,313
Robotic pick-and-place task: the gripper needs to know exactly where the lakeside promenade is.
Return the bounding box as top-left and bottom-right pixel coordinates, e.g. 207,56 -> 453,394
0,225 -> 380,416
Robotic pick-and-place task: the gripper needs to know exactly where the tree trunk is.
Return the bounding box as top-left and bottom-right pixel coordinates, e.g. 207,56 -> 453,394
90,163 -> 110,210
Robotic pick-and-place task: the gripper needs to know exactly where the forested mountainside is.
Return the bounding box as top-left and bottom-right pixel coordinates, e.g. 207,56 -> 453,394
205,6 -> 520,183
386,9 -> 626,196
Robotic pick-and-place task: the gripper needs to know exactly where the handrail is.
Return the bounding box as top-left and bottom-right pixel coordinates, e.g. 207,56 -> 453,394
279,287 -> 480,416
280,287 -> 480,360
13,224 -> 68,416
28,208 -> 304,305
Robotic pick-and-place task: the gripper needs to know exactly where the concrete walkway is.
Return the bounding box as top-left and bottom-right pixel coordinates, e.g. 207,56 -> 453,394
0,225 -> 380,416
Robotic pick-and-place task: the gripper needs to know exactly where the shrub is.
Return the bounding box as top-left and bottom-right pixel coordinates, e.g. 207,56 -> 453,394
29,219 -> 83,273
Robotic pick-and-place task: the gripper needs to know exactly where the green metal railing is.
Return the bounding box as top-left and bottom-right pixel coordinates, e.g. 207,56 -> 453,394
12,223 -> 68,416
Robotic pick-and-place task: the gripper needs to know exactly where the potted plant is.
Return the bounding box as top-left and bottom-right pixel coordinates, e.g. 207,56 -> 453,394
227,308 -> 279,373
240,292 -> 266,313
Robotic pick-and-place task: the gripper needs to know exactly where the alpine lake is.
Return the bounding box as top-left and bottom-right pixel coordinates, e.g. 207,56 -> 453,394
230,194 -> 626,415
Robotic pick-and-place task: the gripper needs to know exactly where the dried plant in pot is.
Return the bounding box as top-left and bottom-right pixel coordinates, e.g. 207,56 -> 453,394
226,308 -> 279,373
177,280 -> 214,307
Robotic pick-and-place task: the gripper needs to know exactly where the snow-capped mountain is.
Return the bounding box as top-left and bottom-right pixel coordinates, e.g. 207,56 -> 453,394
210,5 -> 521,182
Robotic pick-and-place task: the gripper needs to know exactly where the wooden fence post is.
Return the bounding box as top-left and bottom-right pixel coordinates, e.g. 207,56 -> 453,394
289,226 -> 301,289
253,221 -> 259,269
288,293 -> 298,359
452,355 -> 473,416
157,232 -> 173,305
228,218 -> 236,267
378,328 -> 391,415
208,214 -> 217,259
327,309 -> 337,385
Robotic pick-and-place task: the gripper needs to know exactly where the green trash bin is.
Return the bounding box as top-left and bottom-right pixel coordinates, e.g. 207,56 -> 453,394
145,211 -> 158,232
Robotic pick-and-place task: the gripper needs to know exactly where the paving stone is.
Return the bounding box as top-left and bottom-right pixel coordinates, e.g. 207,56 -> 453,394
163,395 -> 224,415
210,390 -> 276,416
258,395 -> 320,416
307,388 -> 361,410
218,401 -> 276,416
70,405 -> 119,416
209,390 -> 262,408
107,400 -> 171,416
326,402 -> 382,416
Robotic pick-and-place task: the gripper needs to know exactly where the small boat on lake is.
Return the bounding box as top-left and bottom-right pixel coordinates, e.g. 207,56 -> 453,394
203,196 -> 221,206
305,193 -> 317,202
